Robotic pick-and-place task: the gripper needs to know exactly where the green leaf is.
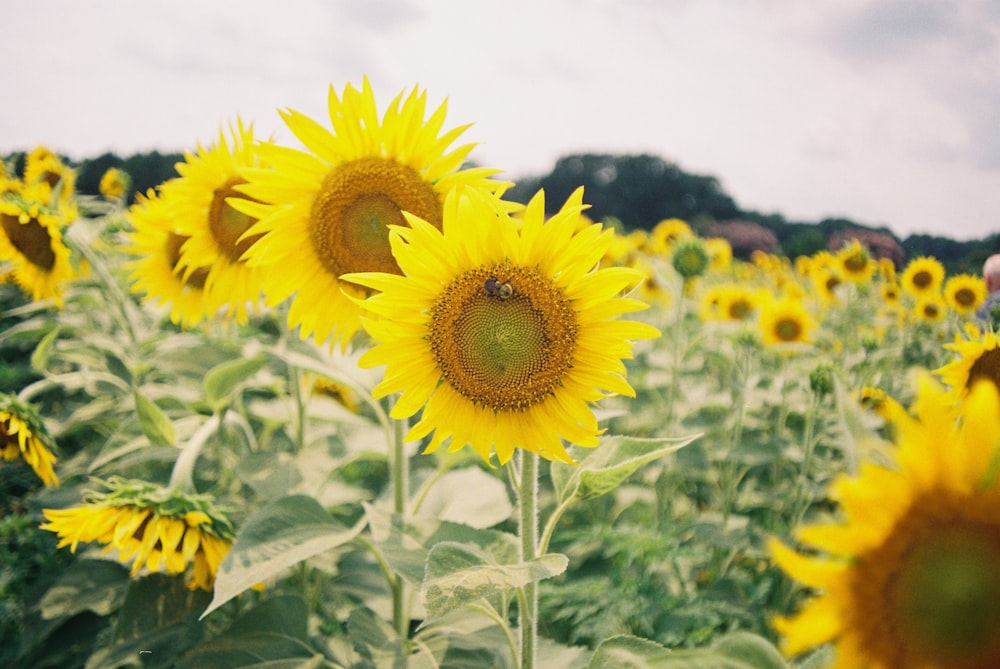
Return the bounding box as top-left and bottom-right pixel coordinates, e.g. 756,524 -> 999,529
38,559 -> 129,619
346,606 -> 407,663
589,633 -> 788,669
552,434 -> 700,503
176,596 -> 319,669
364,503 -> 517,585
133,388 -> 176,447
421,541 -> 568,618
203,354 -> 269,411
203,495 -> 364,618
29,325 -> 60,373
415,466 -> 513,528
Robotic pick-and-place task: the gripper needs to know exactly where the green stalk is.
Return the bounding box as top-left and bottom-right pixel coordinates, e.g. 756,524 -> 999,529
168,412 -> 222,492
517,451 -> 539,669
390,412 -> 409,638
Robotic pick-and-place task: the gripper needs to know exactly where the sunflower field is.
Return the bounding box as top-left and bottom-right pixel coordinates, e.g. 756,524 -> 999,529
3,80 -> 1000,669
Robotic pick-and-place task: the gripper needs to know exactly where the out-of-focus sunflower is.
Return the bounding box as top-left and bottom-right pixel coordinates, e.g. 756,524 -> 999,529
0,393 -> 59,488
345,186 -> 660,465
649,217 -> 692,253
98,167 -> 131,200
703,283 -> 759,322
771,378 -> 1000,668
758,295 -> 815,346
41,478 -> 235,591
0,183 -> 78,306
670,236 -> 710,281
811,265 -> 843,305
126,189 -> 211,327
880,281 -> 901,306
234,78 -> 508,349
900,256 -> 944,298
705,237 -> 732,272
23,147 -> 76,206
161,120 -> 269,324
943,274 -> 987,317
836,239 -> 876,284
937,329 -> 1000,405
913,295 -> 946,323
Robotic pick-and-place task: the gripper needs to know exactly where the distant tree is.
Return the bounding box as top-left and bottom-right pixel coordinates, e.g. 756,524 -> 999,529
507,153 -> 739,230
120,150 -> 184,201
781,229 -> 827,260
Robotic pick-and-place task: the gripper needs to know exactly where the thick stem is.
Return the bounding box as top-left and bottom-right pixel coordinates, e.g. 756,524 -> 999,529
518,451 -> 539,669
168,412 -> 222,491
390,412 -> 409,638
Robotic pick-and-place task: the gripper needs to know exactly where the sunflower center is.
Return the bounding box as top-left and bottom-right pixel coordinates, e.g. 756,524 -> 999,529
429,262 -> 578,412
922,303 -> 941,319
967,347 -> 1000,392
728,299 -> 751,320
309,157 -> 441,282
844,252 -> 868,273
165,232 -> 209,289
912,269 -> 933,289
954,287 -> 977,307
774,317 -> 802,342
209,177 -> 263,262
885,522 -> 1000,666
0,213 -> 56,271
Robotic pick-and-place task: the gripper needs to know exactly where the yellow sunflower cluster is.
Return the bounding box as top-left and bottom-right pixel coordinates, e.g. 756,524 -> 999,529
0,148 -> 79,306
0,393 -> 59,488
41,478 -> 236,591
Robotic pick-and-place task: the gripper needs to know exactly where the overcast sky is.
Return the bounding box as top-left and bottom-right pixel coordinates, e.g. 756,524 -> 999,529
2,0 -> 999,241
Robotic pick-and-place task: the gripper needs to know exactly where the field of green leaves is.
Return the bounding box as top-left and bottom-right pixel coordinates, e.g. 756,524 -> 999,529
3,85 -> 999,669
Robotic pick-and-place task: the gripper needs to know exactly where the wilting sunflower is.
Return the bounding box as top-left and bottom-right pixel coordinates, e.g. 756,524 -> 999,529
900,256 -> 944,298
943,274 -> 987,317
345,186 -> 660,465
937,329 -> 1000,405
836,239 -> 876,284
234,78 -> 507,349
126,189 -> 212,327
160,119 -> 268,324
0,393 -> 58,488
41,478 -> 235,591
771,378 -> 1000,668
0,183 -> 77,306
98,167 -> 130,200
758,295 -> 815,346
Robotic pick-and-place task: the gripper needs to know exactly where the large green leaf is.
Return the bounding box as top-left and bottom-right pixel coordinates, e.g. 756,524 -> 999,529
176,596 -> 318,669
203,354 -> 269,411
203,495 -> 364,618
133,388 -> 176,447
29,325 -> 60,373
589,633 -> 787,669
551,434 -> 700,503
421,541 -> 568,618
38,559 -> 129,619
364,503 -> 518,585
414,466 -> 513,528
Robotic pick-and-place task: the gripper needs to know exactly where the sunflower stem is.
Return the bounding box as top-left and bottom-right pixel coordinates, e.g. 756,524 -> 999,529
390,412 -> 409,638
517,451 -> 539,669
168,412 -> 222,492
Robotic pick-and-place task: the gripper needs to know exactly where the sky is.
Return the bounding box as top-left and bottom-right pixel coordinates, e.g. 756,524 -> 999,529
2,0 -> 999,241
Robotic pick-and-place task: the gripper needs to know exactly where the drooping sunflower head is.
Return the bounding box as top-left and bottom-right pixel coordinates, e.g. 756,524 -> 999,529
125,188 -> 212,328
234,78 -> 509,350
346,186 -> 660,465
0,183 -> 77,306
771,378 -> 1000,668
937,329 -> 1000,406
159,119 -> 270,324
901,256 -> 945,298
758,294 -> 815,347
40,478 -> 236,591
836,239 -> 876,283
0,393 -> 59,488
943,274 -> 987,317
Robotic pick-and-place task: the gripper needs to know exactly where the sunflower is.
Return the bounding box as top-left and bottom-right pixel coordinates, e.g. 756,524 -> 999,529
0,183 -> 78,306
937,329 -> 1000,405
702,283 -> 759,322
160,119 -> 269,324
900,256 -> 944,298
98,166 -> 131,200
670,236 -> 710,280
126,189 -> 212,327
234,78 -> 508,349
943,274 -> 987,317
879,281 -> 901,306
40,478 -> 235,591
757,295 -> 815,346
836,239 -> 876,284
23,147 -> 76,205
345,186 -> 660,465
771,378 -> 1000,668
914,295 -> 946,323
649,217 -> 693,253
705,237 -> 732,272
0,393 -> 59,488
811,265 -> 843,305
